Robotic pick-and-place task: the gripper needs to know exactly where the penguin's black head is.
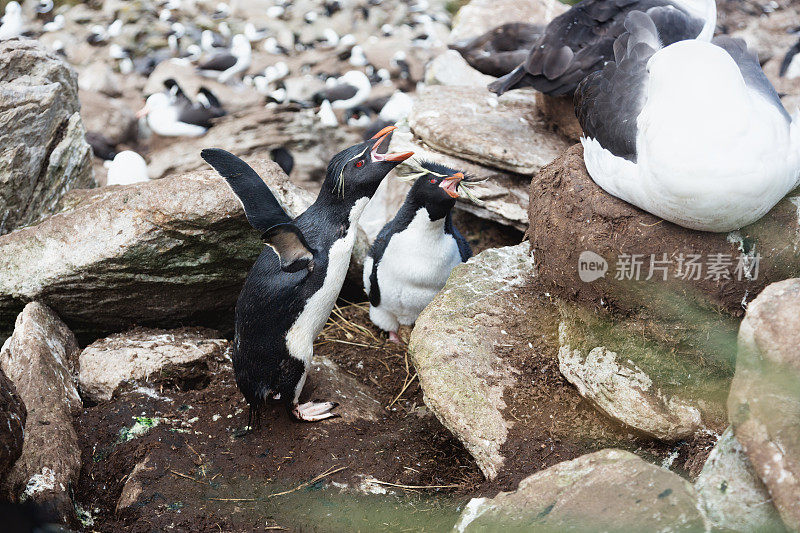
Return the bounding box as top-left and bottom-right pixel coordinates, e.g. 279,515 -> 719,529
324,126 -> 413,202
404,161 -> 465,220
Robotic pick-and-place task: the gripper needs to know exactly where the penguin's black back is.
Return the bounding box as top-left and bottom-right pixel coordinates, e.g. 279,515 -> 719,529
232,202 -> 349,406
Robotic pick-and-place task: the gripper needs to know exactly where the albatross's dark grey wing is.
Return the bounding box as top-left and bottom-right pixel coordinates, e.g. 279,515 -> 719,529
451,22 -> 544,77
490,0 -> 705,97
714,35 -> 791,121
198,53 -> 237,71
574,10 -> 662,162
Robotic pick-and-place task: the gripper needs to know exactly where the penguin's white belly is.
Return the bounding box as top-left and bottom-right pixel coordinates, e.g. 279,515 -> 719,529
285,198 -> 369,364
375,210 -> 462,325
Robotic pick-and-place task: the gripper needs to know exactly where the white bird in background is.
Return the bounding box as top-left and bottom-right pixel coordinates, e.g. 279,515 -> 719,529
198,34 -> 251,83
0,1 -> 24,41
105,151 -> 150,185
42,14 -> 64,33
317,70 -> 372,110
137,93 -> 209,137
379,91 -> 414,123
576,9 -> 800,232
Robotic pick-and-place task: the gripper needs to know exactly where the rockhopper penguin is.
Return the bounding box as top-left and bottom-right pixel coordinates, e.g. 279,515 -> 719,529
201,126 -> 412,423
363,162 -> 472,343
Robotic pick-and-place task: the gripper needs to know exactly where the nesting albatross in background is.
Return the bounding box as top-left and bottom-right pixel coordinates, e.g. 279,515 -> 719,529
489,0 -> 717,97
574,8 -> 800,232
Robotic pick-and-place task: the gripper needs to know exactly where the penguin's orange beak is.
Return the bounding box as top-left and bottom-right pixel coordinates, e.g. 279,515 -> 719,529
440,172 -> 464,198
370,125 -> 414,163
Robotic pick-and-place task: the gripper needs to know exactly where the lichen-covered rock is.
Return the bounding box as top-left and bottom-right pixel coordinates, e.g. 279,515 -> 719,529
388,129 -> 529,231
409,244 -> 534,478
454,449 -> 708,532
0,366 -> 25,482
695,427 -> 785,532
557,301 -> 731,441
409,86 -> 570,175
0,159 -> 313,339
409,244 -> 680,480
528,144 -> 800,319
78,327 -> 229,402
449,0 -> 566,42
0,39 -> 95,235
729,278 -> 800,531
0,303 -> 81,525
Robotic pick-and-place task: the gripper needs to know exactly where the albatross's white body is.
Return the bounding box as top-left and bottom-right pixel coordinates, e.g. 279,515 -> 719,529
582,39 -> 800,232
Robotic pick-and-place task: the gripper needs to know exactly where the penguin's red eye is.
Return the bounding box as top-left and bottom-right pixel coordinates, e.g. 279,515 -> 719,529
430,178 -> 436,184
356,160 -> 364,168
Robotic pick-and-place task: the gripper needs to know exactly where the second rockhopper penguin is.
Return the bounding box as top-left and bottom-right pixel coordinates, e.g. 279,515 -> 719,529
201,126 -> 412,423
364,161 -> 472,343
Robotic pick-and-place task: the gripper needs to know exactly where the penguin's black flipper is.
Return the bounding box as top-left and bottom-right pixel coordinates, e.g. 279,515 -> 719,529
201,148 -> 292,232
262,223 -> 315,273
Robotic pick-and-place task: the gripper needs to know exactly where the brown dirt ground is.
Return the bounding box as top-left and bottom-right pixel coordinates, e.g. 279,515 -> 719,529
72,213 -> 523,532
70,212 -> 715,531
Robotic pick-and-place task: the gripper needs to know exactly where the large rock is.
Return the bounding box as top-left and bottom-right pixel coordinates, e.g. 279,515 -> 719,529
729,279 -> 800,531
409,86 -> 570,175
528,144 -> 800,320
409,244 -> 535,479
0,367 -> 25,482
0,159 -> 314,339
0,303 -> 81,525
409,244 -> 683,480
557,300 -> 731,441
454,449 -> 708,532
449,0 -> 567,42
0,39 -> 95,235
695,427 -> 785,533
424,50 -> 496,87
78,327 -> 229,402
387,129 -> 529,231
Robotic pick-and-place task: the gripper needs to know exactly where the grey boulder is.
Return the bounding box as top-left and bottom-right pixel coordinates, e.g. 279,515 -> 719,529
0,303 -> 82,525
0,39 -> 95,235
729,278 -> 800,531
0,159 -> 313,339
454,449 -> 708,532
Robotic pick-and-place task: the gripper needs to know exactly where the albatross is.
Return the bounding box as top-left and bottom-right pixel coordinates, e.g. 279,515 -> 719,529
574,8 -> 800,232
137,80 -> 225,137
490,0 -> 717,97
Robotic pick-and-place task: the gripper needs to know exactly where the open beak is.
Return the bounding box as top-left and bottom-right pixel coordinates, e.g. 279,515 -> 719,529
440,172 -> 464,198
370,125 -> 414,163
135,104 -> 150,119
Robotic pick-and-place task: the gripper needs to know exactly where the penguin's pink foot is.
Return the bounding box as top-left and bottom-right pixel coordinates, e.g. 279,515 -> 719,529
388,331 -> 403,344
292,401 -> 340,422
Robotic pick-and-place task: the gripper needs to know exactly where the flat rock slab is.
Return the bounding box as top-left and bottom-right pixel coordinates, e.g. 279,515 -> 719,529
455,449 -> 707,532
529,144 -> 800,320
388,130 -> 529,231
449,0 -> 566,42
0,39 -> 95,235
409,86 -> 570,175
409,244 -> 689,481
424,50 -> 496,88
695,427 -> 785,532
0,159 -> 313,340
557,300 -> 731,441
0,303 -> 81,525
78,327 -> 230,402
730,278 -> 800,531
